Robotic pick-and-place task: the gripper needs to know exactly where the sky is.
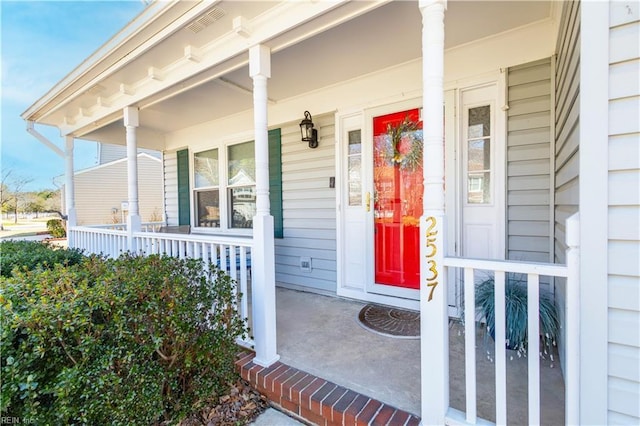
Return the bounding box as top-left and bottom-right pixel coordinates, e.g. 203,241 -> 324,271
1,0 -> 147,191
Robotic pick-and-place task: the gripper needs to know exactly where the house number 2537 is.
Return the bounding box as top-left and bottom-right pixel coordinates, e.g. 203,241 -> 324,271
425,216 -> 438,302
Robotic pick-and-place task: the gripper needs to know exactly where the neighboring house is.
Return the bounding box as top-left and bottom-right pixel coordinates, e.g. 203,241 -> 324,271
21,1 -> 639,425
97,142 -> 161,164
61,151 -> 163,225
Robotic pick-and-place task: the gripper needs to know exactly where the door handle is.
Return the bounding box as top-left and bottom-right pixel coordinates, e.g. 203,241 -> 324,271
365,192 -> 371,212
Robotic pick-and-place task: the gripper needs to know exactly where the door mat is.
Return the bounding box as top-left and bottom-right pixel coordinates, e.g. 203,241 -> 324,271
357,303 -> 420,339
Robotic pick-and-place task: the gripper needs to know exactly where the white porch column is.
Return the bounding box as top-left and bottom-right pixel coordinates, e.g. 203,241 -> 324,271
64,136 -> 77,247
124,106 -> 141,252
419,1 -> 448,424
249,44 -> 279,367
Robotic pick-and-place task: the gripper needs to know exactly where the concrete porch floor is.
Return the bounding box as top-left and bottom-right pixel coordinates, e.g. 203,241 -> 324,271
275,287 -> 565,425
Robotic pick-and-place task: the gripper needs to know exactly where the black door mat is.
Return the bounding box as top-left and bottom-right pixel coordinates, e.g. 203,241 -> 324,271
357,303 -> 420,339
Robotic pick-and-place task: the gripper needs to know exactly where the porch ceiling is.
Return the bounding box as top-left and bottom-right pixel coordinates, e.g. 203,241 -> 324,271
35,1 -> 551,150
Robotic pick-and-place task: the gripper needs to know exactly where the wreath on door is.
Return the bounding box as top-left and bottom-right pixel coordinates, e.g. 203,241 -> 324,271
379,117 -> 423,171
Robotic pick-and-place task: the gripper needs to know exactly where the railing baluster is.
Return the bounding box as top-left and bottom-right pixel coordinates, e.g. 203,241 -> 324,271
229,245 -> 238,282
494,270 -> 507,426
528,273 -> 540,425
220,244 -> 228,272
240,246 -> 249,324
463,267 -> 477,423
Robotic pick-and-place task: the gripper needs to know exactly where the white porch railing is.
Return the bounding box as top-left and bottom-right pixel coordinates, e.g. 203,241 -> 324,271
72,226 -> 128,258
68,226 -> 254,348
442,214 -> 579,426
88,221 -> 165,232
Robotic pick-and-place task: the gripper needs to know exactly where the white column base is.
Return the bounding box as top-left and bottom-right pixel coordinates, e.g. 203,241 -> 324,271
251,214 -> 280,367
66,208 -> 77,248
127,214 -> 141,253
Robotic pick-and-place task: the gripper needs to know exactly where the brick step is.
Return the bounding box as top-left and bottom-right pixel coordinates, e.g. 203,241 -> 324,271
236,351 -> 421,426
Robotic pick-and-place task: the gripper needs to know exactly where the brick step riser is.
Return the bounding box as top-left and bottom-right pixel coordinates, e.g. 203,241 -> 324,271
236,351 -> 420,426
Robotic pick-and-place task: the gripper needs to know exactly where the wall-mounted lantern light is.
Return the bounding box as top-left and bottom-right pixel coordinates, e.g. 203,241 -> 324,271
299,111 -> 318,149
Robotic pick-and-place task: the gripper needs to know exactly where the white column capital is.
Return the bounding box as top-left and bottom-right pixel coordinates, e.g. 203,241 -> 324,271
249,44 -> 271,78
123,106 -> 139,127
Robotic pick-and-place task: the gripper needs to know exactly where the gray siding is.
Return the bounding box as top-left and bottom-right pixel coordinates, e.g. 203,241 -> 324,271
275,115 -> 337,294
554,0 -> 580,263
607,1 -> 640,422
553,0 -> 580,379
507,58 -> 552,264
163,151 -> 179,226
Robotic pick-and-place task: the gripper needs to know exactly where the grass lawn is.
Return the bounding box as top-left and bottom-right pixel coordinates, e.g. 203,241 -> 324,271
0,217 -> 50,239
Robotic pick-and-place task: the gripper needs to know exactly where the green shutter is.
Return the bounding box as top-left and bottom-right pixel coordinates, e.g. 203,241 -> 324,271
176,149 -> 191,226
268,129 -> 283,238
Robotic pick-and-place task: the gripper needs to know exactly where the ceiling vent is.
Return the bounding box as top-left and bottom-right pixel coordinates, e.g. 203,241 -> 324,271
187,7 -> 225,33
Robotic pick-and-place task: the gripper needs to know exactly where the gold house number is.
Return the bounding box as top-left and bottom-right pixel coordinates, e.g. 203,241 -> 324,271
425,216 -> 438,302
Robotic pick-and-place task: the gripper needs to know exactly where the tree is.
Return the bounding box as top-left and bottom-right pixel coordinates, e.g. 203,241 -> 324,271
40,189 -> 62,215
0,169 -> 33,228
22,193 -> 46,218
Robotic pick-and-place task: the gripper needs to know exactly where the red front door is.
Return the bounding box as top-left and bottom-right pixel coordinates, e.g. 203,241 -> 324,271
373,109 -> 423,290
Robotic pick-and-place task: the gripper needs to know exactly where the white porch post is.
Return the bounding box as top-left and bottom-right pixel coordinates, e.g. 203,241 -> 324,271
249,44 -> 280,367
565,213 -> 580,425
124,106 -> 141,252
419,1 -> 448,424
64,136 -> 77,247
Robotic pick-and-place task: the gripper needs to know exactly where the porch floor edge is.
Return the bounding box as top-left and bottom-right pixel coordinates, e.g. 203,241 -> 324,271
236,351 -> 421,426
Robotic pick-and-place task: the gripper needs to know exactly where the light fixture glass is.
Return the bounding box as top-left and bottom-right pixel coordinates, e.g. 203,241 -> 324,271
299,111 -> 318,148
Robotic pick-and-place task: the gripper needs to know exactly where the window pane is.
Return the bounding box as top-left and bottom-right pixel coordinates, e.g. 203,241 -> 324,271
468,105 -> 490,138
348,129 -> 362,154
467,172 -> 491,204
348,156 -> 362,206
228,142 -> 255,185
229,187 -> 255,228
348,182 -> 362,205
196,190 -> 220,227
468,139 -> 490,171
348,129 -> 362,206
194,149 -> 218,188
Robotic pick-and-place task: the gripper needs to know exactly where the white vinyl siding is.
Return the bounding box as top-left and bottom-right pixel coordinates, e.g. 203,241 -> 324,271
72,154 -> 163,225
275,115 -> 337,294
163,151 -> 179,226
607,1 -> 640,422
506,58 -> 552,265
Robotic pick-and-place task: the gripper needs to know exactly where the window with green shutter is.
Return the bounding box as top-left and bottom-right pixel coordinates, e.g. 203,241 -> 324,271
186,129 -> 283,237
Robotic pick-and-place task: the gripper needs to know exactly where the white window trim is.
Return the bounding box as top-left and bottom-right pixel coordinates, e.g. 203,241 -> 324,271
190,137 -> 256,236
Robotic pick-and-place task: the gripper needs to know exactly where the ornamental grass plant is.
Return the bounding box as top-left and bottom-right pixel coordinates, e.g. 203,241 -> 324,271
475,273 -> 559,357
1,250 -> 248,425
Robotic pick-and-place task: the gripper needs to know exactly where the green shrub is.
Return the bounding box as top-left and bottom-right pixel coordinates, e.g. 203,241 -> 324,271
46,218 -> 66,238
0,240 -> 85,278
1,253 -> 248,425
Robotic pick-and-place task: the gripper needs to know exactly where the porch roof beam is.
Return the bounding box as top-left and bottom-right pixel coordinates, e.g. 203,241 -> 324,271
34,1 -> 356,137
